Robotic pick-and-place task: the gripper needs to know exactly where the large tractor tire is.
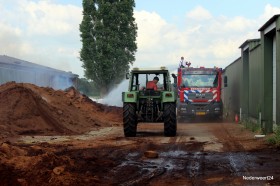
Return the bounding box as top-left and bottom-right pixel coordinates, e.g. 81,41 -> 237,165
163,102 -> 177,137
123,103 -> 137,137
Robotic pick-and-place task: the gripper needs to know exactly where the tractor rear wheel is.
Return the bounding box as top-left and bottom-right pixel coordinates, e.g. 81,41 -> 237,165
163,102 -> 177,137
123,103 -> 137,137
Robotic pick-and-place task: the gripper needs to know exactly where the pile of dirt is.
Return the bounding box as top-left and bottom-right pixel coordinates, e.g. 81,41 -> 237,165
0,82 -> 122,139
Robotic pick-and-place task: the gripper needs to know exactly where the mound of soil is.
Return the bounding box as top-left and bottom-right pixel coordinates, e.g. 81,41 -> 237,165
0,82 -> 122,139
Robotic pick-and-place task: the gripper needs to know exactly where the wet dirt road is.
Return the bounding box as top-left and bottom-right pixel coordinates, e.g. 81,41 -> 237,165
1,122 -> 280,186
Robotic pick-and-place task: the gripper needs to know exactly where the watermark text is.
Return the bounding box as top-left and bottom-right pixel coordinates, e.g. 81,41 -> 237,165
243,176 -> 274,181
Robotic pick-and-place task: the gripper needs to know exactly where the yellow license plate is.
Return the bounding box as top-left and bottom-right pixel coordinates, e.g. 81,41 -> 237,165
196,112 -> 206,115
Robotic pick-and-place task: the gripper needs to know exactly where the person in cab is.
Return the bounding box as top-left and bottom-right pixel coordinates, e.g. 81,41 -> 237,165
146,76 -> 159,90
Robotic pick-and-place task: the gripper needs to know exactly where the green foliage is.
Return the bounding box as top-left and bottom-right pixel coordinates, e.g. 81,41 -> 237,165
77,78 -> 100,97
80,0 -> 137,95
242,119 -> 262,133
267,125 -> 280,147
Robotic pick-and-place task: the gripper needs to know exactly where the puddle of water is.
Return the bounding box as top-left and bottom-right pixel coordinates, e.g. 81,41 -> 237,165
108,148 -> 276,185
127,152 -> 140,158
143,150 -> 198,172
187,152 -> 202,177
227,152 -> 256,176
160,150 -> 189,158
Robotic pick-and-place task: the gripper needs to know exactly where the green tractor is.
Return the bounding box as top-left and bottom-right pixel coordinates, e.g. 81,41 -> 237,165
122,67 -> 177,137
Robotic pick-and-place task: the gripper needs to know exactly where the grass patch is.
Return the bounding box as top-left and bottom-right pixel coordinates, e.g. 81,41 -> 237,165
267,125 -> 280,147
242,119 -> 262,133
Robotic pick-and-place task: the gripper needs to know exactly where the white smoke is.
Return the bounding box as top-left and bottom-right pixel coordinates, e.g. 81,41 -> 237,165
52,74 -> 76,90
100,79 -> 129,107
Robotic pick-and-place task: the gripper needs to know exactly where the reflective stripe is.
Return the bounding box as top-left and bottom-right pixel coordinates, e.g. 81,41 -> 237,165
183,89 -> 218,102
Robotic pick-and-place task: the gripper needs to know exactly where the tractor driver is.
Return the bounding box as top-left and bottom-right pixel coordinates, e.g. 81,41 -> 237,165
146,76 -> 159,91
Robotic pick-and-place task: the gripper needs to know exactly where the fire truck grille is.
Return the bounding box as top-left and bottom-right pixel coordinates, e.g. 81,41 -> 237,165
184,90 -> 217,102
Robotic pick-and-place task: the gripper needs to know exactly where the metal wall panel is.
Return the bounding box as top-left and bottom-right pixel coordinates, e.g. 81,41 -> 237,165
0,67 -> 35,84
277,18 -> 280,125
222,58 -> 242,120
248,45 -> 262,118
0,65 -> 77,90
273,35 -> 276,124
35,72 -> 53,87
242,48 -> 249,119
0,55 -> 78,90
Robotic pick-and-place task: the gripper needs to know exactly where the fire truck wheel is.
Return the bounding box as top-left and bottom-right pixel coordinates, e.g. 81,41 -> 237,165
123,103 -> 137,137
163,102 -> 177,137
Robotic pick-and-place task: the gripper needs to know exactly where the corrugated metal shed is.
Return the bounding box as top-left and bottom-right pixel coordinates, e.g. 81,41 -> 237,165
223,14 -> 280,133
0,55 -> 78,90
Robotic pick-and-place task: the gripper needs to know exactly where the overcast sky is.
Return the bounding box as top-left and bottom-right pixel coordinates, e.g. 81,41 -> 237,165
0,0 -> 280,77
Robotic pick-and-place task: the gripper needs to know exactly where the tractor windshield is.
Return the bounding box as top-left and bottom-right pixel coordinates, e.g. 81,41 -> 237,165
131,73 -> 166,91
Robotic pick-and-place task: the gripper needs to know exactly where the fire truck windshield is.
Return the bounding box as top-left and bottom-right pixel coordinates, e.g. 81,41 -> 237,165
181,74 -> 218,88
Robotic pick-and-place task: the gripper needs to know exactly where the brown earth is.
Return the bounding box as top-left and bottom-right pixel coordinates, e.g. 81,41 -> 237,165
0,82 -> 280,186
0,82 -> 122,140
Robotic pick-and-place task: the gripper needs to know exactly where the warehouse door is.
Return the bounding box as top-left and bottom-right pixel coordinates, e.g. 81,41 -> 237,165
273,35 -> 276,124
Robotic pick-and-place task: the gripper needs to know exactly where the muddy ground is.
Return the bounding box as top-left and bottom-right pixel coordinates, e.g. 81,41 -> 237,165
0,82 -> 280,186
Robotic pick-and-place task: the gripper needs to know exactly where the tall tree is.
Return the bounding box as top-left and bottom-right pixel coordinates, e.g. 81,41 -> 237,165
80,0 -> 137,95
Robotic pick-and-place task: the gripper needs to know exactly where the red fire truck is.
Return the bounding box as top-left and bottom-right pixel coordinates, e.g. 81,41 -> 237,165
175,66 -> 223,120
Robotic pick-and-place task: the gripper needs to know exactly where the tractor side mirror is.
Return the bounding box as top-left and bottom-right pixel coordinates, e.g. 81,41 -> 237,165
224,76 -> 228,87
126,73 -> 130,79
171,73 -> 177,82
171,73 -> 177,88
